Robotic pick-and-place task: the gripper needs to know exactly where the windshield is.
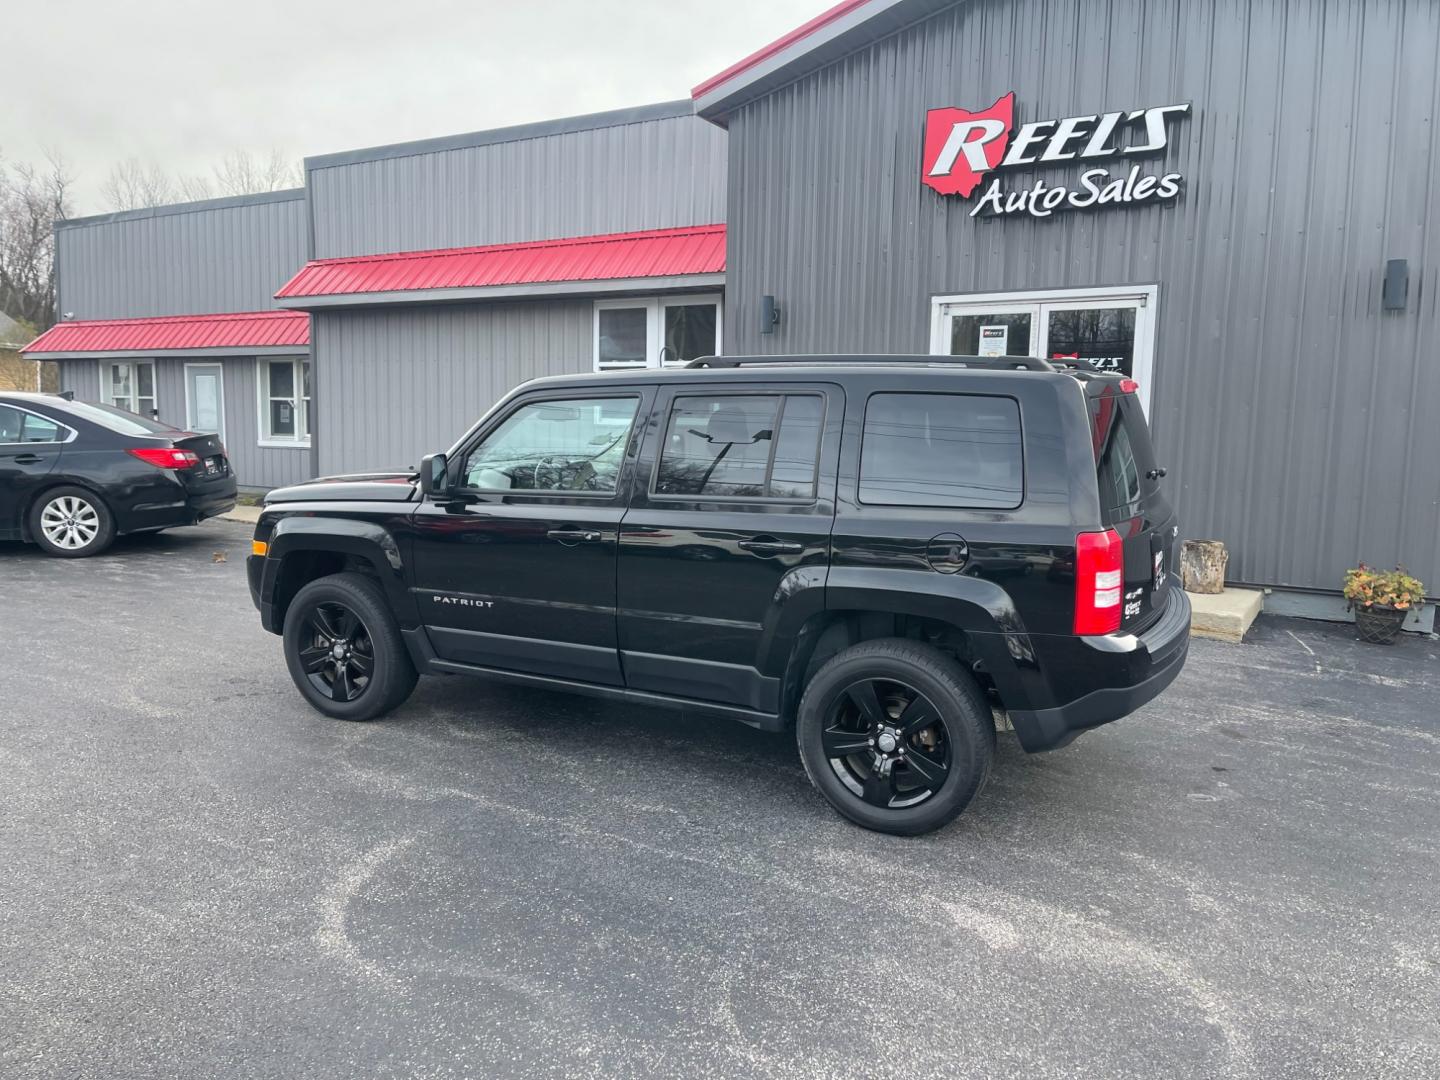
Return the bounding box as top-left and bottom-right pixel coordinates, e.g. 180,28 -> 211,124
49,398 -> 180,437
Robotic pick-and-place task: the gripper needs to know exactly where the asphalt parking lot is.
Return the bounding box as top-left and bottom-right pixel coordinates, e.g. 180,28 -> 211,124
2,519 -> 1438,1080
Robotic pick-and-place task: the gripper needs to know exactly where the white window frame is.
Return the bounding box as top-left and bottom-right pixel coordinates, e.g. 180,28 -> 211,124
593,294 -> 723,372
929,285 -> 1159,413
183,361 -> 226,443
256,356 -> 312,448
100,360 -> 158,418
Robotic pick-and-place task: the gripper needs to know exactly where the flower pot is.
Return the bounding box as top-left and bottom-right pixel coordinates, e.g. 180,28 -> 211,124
1353,603 -> 1407,645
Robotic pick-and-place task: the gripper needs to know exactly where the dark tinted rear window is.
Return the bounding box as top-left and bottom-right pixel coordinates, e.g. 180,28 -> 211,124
48,398 -> 178,436
1090,392 -> 1158,519
859,393 -> 1023,509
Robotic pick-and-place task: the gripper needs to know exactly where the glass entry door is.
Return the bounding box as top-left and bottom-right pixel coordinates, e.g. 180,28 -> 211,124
932,287 -> 1158,411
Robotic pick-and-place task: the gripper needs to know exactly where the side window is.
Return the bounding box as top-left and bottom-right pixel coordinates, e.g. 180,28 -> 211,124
21,412 -> 63,443
654,393 -> 824,500
859,393 -> 1023,509
462,396 -> 639,494
0,405 -> 23,443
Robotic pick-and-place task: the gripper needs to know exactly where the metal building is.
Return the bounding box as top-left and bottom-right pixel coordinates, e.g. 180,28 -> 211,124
695,0 -> 1440,608
21,0 -> 1439,613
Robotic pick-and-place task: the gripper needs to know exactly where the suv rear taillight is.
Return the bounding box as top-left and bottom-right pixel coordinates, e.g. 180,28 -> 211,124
1074,528 -> 1124,635
127,446 -> 201,470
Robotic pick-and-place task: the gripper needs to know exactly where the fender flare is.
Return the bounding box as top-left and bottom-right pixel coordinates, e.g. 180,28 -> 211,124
781,566 -> 1043,716
264,515 -> 415,625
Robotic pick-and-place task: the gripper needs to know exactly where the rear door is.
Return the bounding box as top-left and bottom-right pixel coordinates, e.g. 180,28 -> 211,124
617,383 -> 840,712
1088,384 -> 1175,631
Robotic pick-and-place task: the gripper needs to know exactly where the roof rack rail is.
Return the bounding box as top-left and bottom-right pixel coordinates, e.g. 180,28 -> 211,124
687,354 -> 1057,371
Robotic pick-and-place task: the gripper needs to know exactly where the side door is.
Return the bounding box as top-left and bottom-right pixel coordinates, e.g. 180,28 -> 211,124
617,383 -> 841,713
407,387 -> 652,687
0,404 -> 67,541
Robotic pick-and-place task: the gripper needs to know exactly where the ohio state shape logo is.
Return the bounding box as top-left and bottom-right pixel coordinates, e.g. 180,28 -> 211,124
921,94 -> 1190,218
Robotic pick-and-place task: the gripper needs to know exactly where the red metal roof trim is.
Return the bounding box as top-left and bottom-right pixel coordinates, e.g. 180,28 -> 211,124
691,0 -> 873,99
23,310 -> 309,355
275,224 -> 726,300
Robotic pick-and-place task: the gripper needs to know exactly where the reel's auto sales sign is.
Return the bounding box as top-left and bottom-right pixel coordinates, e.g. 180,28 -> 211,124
922,92 -> 1190,218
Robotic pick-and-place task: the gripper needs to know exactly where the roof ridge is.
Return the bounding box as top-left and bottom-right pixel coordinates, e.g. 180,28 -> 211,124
309,223 -> 727,268
49,309 -> 304,327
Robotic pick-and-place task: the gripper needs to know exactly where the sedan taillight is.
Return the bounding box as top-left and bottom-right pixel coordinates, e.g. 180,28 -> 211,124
1074,528 -> 1124,635
127,446 -> 201,470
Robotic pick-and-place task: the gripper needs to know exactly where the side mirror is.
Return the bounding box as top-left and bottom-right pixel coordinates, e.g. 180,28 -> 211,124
419,452 -> 450,498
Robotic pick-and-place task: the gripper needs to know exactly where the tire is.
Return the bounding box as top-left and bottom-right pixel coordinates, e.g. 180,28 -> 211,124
28,486 -> 116,558
796,639 -> 995,836
282,572 -> 419,721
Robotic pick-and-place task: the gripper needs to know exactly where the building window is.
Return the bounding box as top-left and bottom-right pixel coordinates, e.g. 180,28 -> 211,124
260,357 -> 311,446
104,361 -> 156,418
594,296 -> 722,371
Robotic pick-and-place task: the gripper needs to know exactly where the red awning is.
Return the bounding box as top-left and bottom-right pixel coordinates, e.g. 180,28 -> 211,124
275,224 -> 726,306
23,310 -> 309,357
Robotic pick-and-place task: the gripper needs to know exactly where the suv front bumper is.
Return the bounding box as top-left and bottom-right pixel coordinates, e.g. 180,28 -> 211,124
1007,581 -> 1191,752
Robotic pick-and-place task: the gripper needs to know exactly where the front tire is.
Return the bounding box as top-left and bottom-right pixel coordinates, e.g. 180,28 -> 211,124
796,639 -> 994,836
29,486 -> 116,557
282,572 -> 418,721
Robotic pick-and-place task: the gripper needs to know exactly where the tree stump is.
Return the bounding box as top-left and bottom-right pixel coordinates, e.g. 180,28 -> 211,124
1181,539 -> 1228,595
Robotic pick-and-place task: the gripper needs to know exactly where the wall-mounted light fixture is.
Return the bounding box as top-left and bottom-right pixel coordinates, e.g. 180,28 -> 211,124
1382,259 -> 1409,311
760,294 -> 781,335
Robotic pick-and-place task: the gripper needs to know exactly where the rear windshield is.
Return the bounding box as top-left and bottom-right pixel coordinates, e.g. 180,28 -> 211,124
1090,391 -> 1158,520
47,399 -> 179,437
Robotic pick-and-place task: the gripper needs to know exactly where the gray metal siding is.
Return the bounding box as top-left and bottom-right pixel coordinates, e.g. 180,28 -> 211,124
722,0 -> 1440,594
314,302 -> 594,474
310,114 -> 727,258
57,195 -> 308,320
55,355 -> 311,490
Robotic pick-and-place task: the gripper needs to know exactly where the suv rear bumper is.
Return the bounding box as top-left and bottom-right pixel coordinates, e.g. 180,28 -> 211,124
1007,581 -> 1191,752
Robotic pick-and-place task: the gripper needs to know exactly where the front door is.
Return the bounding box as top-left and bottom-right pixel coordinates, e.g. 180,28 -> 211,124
933,286 -> 1158,412
407,389 -> 651,687
617,383 -> 841,713
184,363 -> 225,441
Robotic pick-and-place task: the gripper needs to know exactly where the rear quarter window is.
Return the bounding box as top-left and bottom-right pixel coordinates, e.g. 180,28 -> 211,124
859,393 -> 1023,509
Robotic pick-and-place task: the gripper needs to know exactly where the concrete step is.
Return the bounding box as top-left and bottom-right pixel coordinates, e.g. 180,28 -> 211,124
1188,587 -> 1265,643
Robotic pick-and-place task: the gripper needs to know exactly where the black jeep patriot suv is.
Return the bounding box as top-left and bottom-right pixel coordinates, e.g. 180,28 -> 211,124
247,355 -> 1189,835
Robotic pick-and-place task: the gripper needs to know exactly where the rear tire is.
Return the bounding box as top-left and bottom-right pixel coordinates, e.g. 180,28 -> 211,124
796,639 -> 994,836
28,486 -> 116,558
282,572 -> 418,721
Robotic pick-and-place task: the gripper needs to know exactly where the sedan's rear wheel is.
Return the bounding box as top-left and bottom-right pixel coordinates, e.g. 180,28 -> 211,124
29,486 -> 116,557
797,639 -> 994,836
282,572 -> 418,721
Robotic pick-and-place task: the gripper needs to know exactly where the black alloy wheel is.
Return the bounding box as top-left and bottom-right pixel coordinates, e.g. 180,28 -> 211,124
822,678 -> 952,810
297,601 -> 376,703
796,639 -> 994,836
282,572 -> 419,721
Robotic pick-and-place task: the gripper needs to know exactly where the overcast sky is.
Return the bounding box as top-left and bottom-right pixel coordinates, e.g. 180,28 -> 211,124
6,0 -> 831,214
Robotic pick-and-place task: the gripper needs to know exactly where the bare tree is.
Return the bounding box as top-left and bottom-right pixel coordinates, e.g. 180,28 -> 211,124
211,149 -> 303,196
0,151 -> 73,329
100,158 -> 178,211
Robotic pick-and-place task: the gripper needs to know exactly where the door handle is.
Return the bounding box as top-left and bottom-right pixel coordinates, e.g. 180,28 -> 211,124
14,454 -> 43,465
547,527 -> 603,544
737,537 -> 804,556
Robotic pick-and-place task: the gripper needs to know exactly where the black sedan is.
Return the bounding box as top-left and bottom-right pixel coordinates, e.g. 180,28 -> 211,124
0,392 -> 237,557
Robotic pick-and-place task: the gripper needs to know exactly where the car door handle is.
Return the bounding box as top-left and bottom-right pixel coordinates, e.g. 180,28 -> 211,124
13,454 -> 43,464
737,537 -> 804,555
547,527 -> 603,544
